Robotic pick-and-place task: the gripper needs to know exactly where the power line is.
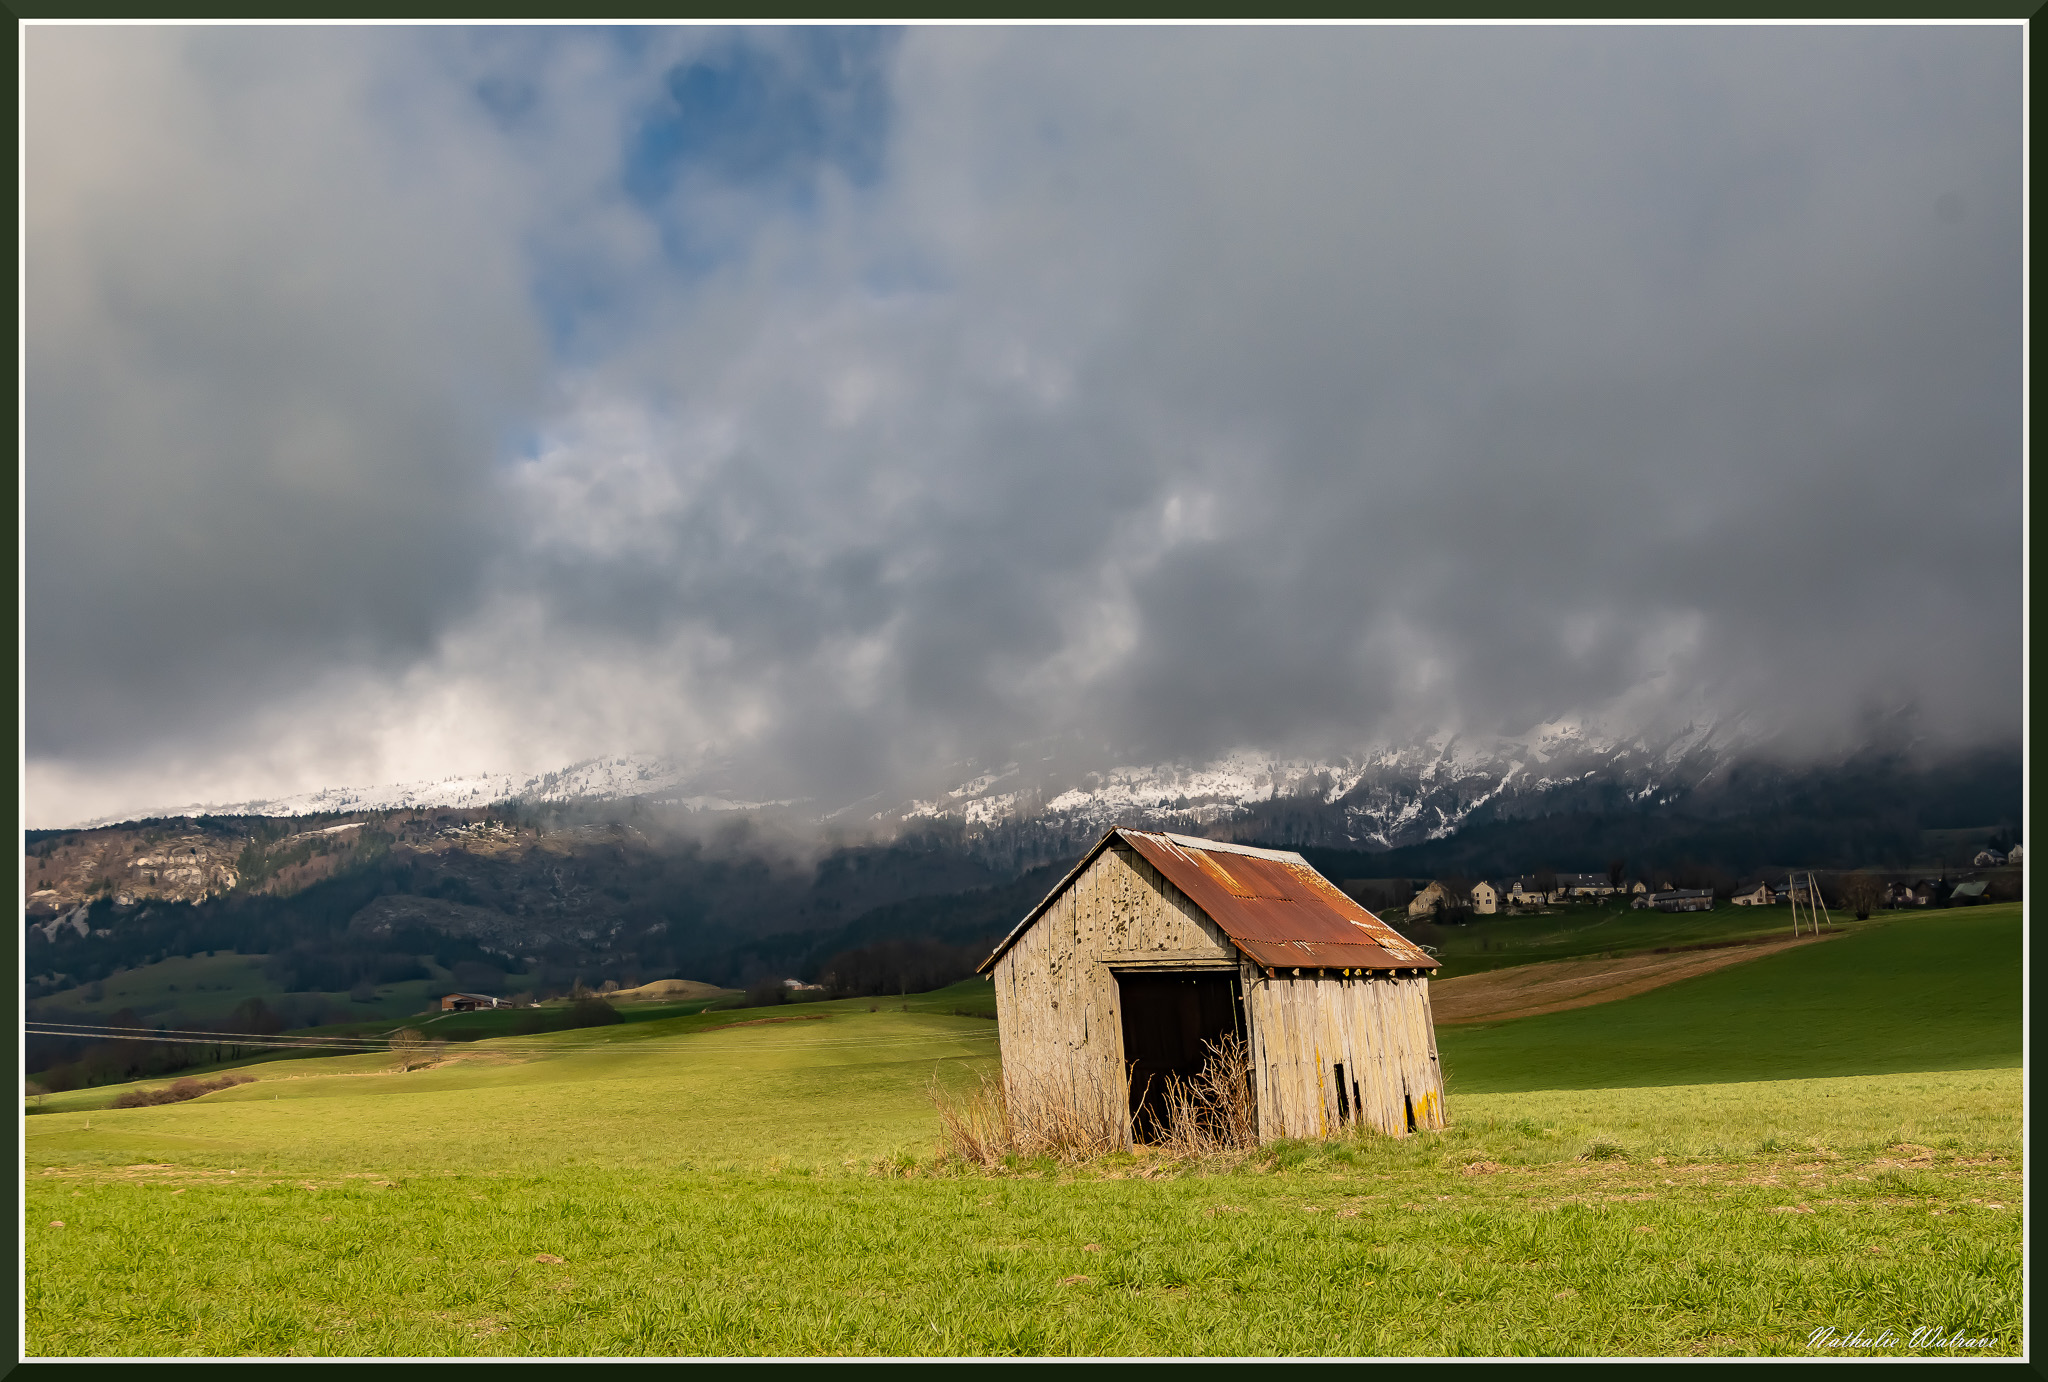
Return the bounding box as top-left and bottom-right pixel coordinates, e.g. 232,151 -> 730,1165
23,1020 -> 999,1059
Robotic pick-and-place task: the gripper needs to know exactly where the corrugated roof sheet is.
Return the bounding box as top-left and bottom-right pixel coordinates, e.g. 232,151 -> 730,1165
979,827 -> 1438,974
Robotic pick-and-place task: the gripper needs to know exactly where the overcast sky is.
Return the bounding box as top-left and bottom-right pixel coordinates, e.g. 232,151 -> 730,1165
25,25 -> 2023,827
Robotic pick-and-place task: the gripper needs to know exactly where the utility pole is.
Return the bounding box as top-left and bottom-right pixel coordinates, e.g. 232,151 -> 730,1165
1808,872 -> 1831,930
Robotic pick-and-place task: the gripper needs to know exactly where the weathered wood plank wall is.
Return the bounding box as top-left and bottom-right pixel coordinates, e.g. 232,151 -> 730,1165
1243,970 -> 1444,1139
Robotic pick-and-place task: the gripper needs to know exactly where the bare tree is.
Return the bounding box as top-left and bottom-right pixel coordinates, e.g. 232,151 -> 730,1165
1437,874 -> 1474,925
389,1028 -> 427,1073
1532,867 -> 1559,903
1607,859 -> 1627,892
1840,872 -> 1886,921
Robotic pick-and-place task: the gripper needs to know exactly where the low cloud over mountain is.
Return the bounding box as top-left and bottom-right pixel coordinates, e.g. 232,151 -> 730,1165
26,27 -> 2021,830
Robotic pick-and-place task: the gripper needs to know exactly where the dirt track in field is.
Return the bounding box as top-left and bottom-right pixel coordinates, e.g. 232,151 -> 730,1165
1430,933 -> 1841,1024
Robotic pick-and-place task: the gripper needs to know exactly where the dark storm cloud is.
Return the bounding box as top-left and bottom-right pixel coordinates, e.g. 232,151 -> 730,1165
25,25 -> 2022,825
25,28 -> 548,754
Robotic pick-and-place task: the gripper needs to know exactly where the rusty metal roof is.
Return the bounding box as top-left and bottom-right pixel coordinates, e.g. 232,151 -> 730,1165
978,827 -> 1437,974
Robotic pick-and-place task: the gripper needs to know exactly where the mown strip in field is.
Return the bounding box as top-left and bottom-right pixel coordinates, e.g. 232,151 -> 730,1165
1430,934 -> 1838,1024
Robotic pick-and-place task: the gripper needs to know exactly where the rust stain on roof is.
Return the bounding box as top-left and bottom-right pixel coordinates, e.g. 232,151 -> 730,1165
979,827 -> 1437,974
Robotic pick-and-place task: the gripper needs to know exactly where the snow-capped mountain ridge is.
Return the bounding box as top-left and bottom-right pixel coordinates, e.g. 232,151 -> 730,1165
895,718 -> 1746,851
73,755 -> 738,829
71,717 -> 1747,851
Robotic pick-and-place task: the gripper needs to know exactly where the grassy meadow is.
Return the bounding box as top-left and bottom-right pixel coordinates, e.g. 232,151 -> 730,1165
23,907 -> 2022,1358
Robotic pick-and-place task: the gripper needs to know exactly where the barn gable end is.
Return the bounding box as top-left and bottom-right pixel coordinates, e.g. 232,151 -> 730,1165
987,840 -> 1237,1146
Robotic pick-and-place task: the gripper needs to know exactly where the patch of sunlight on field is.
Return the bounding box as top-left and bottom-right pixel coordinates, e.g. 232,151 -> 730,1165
25,1011 -> 1001,1176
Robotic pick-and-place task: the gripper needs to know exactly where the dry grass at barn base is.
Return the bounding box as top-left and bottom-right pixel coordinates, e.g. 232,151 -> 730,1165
935,1036 -> 1259,1166
1430,934 -> 1840,1025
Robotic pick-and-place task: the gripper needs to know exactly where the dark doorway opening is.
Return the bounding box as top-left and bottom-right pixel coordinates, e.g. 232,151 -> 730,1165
1115,971 -> 1243,1143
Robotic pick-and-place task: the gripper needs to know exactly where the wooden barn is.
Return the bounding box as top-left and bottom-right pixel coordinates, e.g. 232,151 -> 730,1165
977,828 -> 1446,1146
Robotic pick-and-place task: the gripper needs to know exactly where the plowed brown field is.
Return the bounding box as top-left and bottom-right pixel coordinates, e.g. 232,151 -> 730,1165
1431,934 -> 1840,1025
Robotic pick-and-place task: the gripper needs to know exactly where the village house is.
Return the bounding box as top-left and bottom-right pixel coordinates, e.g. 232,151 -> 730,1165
1635,888 -> 1714,912
980,828 -> 1445,1145
439,992 -> 509,1012
1505,877 -> 1555,906
2007,843 -> 2024,866
1730,881 -> 1773,907
1950,880 -> 1990,905
1557,872 -> 1616,899
1469,880 -> 1499,915
1406,880 -> 1451,919
1972,849 -> 2007,868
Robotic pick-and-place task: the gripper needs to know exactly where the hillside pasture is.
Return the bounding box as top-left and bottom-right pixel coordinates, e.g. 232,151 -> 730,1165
29,950 -> 449,1026
22,909 -> 2021,1357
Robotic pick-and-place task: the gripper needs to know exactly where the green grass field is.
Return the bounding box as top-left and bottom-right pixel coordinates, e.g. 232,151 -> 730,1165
23,908 -> 2021,1358
1438,907 -> 2021,1091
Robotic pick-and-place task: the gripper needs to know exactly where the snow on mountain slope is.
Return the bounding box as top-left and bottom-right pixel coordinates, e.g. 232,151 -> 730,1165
894,719 -> 1744,851
70,713 -> 1746,851
72,755 -> 733,827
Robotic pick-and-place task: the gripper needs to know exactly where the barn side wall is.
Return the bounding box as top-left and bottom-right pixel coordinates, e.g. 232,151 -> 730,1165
1243,971 -> 1446,1140
991,842 -> 1236,1148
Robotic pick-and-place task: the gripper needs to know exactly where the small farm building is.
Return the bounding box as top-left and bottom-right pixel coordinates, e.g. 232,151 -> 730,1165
979,828 -> 1446,1146
1730,881 -> 1772,907
1644,888 -> 1715,913
440,992 -> 509,1012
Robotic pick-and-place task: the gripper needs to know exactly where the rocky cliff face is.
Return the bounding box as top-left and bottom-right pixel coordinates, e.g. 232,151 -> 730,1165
25,827 -> 241,915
